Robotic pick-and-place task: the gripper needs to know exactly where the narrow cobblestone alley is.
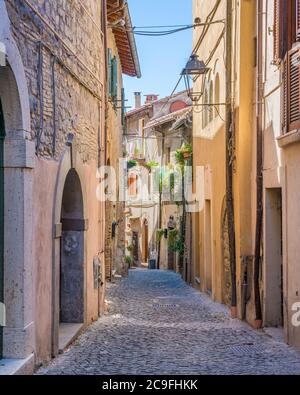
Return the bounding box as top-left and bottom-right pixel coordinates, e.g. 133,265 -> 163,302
37,270 -> 300,375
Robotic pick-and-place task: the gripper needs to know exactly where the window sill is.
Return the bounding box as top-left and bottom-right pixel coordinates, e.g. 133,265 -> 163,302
277,129 -> 300,148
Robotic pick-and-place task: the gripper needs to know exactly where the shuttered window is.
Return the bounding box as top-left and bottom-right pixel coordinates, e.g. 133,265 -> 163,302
296,0 -> 300,41
107,49 -> 118,107
282,47 -> 300,133
274,0 -> 281,62
280,1 -> 300,134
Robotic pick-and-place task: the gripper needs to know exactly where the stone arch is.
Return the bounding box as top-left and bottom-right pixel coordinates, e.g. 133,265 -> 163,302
52,148 -> 88,356
221,197 -> 232,306
0,1 -> 31,135
0,2 -> 34,369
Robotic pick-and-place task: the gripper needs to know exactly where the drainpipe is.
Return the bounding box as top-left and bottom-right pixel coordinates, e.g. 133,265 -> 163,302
225,0 -> 237,317
156,130 -> 165,270
253,0 -> 263,328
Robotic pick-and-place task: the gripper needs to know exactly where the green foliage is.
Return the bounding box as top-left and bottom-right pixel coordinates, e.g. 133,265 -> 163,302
156,229 -> 164,243
168,229 -> 179,251
175,150 -> 185,166
175,143 -> 193,166
127,160 -> 137,169
126,244 -> 134,252
125,255 -> 133,267
145,161 -> 159,171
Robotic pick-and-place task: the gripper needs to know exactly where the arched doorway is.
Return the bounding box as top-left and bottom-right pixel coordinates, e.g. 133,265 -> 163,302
59,169 -> 84,346
221,200 -> 232,306
142,219 -> 149,264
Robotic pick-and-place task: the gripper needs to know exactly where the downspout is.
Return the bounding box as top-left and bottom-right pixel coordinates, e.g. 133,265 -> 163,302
225,0 -> 237,317
102,0 -> 109,294
253,0 -> 263,327
103,0 -> 108,167
157,130 -> 165,270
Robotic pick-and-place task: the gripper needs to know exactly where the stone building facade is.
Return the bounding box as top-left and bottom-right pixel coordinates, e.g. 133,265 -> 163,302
104,1 -> 141,280
0,0 -> 107,373
125,92 -> 192,272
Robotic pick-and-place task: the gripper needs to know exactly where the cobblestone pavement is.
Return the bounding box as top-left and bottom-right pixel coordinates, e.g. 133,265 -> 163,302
37,270 -> 300,375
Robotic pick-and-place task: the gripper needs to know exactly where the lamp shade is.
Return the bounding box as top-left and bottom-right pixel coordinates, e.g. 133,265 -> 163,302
181,54 -> 209,76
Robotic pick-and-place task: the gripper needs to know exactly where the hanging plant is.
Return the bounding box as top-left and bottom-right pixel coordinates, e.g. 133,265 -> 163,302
175,150 -> 185,167
176,143 -> 193,165
127,159 -> 137,170
156,229 -> 164,243
126,244 -> 134,253
145,161 -> 159,172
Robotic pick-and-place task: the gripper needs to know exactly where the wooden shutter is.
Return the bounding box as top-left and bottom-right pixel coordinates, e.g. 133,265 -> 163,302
281,56 -> 288,133
297,0 -> 300,41
284,47 -> 300,133
112,57 -> 118,101
274,0 -> 281,61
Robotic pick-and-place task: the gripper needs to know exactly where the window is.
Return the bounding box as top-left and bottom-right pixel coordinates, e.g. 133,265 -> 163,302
108,48 -> 118,107
274,0 -> 300,63
279,1 -> 300,133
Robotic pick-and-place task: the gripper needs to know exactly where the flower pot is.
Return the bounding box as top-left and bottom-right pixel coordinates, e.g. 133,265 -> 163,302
183,152 -> 192,160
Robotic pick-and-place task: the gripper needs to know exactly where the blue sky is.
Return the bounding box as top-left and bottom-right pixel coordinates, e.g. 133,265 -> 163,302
124,0 -> 192,109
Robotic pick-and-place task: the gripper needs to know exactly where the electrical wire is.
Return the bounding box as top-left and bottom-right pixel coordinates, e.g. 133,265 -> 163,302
113,20 -> 225,37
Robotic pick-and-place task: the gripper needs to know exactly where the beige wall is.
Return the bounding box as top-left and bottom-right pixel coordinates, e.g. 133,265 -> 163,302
105,30 -> 126,278
192,0 -> 256,314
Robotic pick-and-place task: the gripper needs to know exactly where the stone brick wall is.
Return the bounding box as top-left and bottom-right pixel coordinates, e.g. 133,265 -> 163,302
5,0 -> 104,161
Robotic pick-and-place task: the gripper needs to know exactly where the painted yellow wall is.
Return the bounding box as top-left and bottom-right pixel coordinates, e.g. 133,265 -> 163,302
192,0 -> 256,314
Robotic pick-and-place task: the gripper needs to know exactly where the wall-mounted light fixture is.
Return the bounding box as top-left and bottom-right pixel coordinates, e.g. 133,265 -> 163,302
181,54 -> 210,102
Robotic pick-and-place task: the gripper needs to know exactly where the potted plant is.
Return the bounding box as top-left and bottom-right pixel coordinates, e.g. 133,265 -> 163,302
127,159 -> 137,170
145,161 -> 159,172
181,143 -> 193,160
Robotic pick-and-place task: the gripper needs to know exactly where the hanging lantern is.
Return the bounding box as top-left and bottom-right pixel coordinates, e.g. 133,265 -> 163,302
181,54 -> 210,102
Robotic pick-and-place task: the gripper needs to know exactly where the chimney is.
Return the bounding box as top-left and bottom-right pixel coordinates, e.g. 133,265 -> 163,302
145,94 -> 159,104
134,92 -> 141,109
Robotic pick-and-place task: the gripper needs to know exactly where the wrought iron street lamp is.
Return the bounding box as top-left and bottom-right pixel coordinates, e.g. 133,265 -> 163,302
181,54 -> 210,102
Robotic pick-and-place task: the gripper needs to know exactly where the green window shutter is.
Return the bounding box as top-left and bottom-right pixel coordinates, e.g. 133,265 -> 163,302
107,48 -> 112,97
112,57 -> 118,103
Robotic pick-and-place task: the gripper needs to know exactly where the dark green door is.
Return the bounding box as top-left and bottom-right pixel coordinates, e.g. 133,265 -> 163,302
0,99 -> 5,359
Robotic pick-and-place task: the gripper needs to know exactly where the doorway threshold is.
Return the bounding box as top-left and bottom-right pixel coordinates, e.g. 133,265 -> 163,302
59,323 -> 84,353
0,353 -> 34,375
